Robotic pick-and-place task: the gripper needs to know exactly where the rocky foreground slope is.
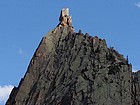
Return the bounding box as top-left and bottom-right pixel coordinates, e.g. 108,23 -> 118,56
6,8 -> 139,105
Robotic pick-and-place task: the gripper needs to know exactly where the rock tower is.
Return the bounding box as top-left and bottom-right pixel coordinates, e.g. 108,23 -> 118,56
58,8 -> 73,30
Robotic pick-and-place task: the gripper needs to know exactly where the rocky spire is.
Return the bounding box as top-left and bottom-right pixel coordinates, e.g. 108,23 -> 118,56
6,8 -> 137,105
58,8 -> 74,30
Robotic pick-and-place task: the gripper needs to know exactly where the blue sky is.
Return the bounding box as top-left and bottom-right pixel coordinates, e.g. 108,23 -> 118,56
0,0 -> 140,104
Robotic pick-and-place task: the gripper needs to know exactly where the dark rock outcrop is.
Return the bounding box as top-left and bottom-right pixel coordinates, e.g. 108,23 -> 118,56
132,71 -> 140,105
6,8 -> 135,105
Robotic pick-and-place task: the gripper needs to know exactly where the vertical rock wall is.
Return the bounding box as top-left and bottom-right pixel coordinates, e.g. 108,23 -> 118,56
132,71 -> 140,105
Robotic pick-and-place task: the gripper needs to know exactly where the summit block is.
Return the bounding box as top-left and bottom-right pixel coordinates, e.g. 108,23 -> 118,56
59,8 -> 72,27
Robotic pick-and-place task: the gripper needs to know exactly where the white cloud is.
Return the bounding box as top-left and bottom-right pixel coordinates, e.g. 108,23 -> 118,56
135,2 -> 140,8
18,48 -> 24,55
0,85 -> 14,104
12,45 -> 27,57
132,68 -> 138,72
132,65 -> 140,72
18,48 -> 27,57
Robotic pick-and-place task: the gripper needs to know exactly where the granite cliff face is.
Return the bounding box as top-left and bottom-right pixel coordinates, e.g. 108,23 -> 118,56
6,8 -> 135,105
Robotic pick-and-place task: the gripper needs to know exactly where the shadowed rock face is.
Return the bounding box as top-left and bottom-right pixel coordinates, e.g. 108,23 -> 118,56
132,71 -> 140,105
6,9 -> 133,105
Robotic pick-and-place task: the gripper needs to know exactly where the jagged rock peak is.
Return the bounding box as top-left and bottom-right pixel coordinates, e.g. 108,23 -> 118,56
6,8 -> 134,105
58,8 -> 74,31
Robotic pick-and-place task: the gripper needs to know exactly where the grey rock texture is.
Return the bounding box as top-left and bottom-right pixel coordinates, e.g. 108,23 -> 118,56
6,9 -> 133,105
132,71 -> 140,105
